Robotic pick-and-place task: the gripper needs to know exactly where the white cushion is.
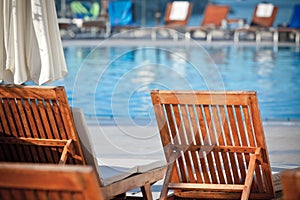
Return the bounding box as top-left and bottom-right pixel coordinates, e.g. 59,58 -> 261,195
256,3 -> 274,18
169,1 -> 190,21
71,107 -> 166,186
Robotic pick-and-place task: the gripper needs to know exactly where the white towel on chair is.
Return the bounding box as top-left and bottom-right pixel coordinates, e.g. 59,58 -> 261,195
256,3 -> 274,18
169,1 -> 190,21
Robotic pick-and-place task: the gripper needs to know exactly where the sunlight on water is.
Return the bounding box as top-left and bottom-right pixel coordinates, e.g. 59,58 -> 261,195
53,45 -> 300,122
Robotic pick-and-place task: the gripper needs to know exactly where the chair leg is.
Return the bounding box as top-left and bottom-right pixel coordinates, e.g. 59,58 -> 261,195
234,31 -> 239,42
273,31 -> 278,43
141,183 -> 153,200
151,29 -> 157,40
295,31 -> 300,46
185,32 -> 191,40
241,149 -> 261,200
256,31 -> 261,42
159,162 -> 175,200
207,32 -> 212,42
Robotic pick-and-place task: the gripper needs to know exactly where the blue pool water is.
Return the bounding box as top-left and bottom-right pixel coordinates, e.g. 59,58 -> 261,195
53,43 -> 300,122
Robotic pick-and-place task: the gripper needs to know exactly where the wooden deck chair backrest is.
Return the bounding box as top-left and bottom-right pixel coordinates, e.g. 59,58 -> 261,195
151,90 -> 275,200
0,163 -> 104,200
251,4 -> 278,27
0,85 -> 84,165
164,1 -> 193,26
201,4 -> 230,27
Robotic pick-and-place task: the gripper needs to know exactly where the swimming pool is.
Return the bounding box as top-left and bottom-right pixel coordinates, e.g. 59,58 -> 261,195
54,42 -> 300,123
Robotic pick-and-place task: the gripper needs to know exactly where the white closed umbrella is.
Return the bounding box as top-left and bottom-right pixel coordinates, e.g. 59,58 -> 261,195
0,0 -> 67,85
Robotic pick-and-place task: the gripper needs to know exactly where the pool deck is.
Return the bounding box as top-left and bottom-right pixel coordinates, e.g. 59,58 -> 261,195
62,38 -> 298,48
89,121 -> 300,166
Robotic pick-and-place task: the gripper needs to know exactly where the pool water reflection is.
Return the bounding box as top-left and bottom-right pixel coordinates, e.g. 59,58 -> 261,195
53,45 -> 300,122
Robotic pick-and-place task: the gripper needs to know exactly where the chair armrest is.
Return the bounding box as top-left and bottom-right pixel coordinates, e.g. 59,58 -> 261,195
241,147 -> 262,200
59,139 -> 74,165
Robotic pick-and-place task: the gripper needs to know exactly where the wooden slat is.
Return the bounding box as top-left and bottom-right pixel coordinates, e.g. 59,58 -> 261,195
14,99 -> 34,162
0,102 -> 19,161
180,105 -> 196,183
169,183 -> 244,191
0,99 -> 10,136
21,100 -> 40,162
8,99 -> 28,162
3,99 -> 17,137
213,106 -> 233,184
37,100 -> 56,163
211,105 -> 226,184
47,191 -> 60,200
45,100 -> 59,139
24,99 -> 47,162
0,85 -> 60,99
15,99 -> 29,138
1,100 -> 21,162
0,189 -> 13,200
173,145 -> 258,156
30,100 -> 54,163
173,104 -> 188,183
235,106 -> 251,183
61,192 -> 73,200
227,105 -> 246,183
44,100 -> 61,162
220,106 -> 239,184
0,137 -> 70,147
188,105 -> 204,183
36,191 -> 48,200
23,191 -> 37,200
203,105 -> 219,184
52,101 -> 67,140
151,90 -> 254,106
195,105 -> 211,183
173,191 -> 274,199
164,105 -> 181,183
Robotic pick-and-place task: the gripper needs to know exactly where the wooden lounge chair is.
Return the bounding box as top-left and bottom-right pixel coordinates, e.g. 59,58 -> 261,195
163,1 -> 193,28
0,85 -> 85,165
107,1 -> 139,35
151,90 -> 281,200
0,163 -> 104,200
185,4 -> 230,41
81,0 -> 110,37
0,85 -> 166,200
234,3 -> 278,42
152,1 -> 193,40
273,5 -> 300,44
281,167 -> 300,200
